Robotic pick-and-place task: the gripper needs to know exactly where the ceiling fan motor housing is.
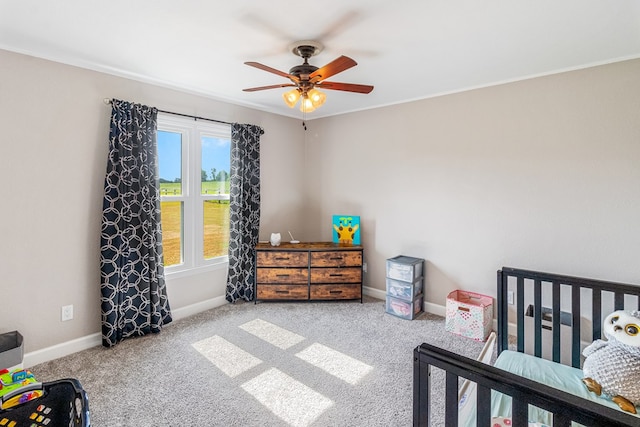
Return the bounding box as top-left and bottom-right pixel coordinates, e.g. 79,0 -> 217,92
289,63 -> 318,78
289,44 -> 320,83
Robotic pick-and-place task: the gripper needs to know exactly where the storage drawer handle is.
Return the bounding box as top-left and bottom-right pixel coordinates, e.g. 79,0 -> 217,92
329,257 -> 343,260
275,257 -> 290,261
275,290 -> 290,294
329,273 -> 343,277
276,274 -> 290,278
329,290 -> 343,294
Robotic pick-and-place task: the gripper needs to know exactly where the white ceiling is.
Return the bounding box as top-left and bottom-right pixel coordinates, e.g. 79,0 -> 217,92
2,1 -> 639,119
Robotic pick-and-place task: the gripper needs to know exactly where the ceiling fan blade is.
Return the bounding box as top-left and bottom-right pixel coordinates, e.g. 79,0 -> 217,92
244,61 -> 292,79
316,81 -> 374,94
309,56 -> 357,82
243,83 -> 296,92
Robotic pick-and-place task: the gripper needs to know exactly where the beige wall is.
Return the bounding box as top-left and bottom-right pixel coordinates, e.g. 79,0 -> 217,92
304,59 -> 640,308
0,49 -> 306,354
1,47 -> 639,359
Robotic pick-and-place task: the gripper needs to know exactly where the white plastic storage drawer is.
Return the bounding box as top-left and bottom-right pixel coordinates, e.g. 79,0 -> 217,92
386,256 -> 424,282
386,277 -> 423,301
385,294 -> 422,320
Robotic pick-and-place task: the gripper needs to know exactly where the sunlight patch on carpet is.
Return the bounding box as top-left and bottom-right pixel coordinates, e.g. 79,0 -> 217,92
192,335 -> 262,377
239,318 -> 305,349
241,368 -> 333,427
295,343 -> 373,385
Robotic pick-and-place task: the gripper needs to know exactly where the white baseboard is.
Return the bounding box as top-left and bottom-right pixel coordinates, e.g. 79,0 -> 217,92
24,333 -> 102,368
23,296 -> 228,368
423,301 -> 446,317
170,295 -> 228,320
363,285 -> 386,300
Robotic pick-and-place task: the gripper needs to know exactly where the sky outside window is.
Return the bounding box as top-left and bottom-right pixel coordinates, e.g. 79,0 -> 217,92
157,131 -> 230,183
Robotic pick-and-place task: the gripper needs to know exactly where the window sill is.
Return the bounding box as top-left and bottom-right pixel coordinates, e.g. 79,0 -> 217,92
164,258 -> 229,280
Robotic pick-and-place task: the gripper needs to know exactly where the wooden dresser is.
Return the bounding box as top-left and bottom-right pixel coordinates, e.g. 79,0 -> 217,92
255,242 -> 363,302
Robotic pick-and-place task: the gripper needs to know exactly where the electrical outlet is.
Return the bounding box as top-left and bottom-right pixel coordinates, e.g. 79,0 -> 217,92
507,291 -> 514,305
363,262 -> 368,273
61,305 -> 74,321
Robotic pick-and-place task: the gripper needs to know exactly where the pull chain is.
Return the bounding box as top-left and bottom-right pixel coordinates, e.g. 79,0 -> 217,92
301,99 -> 308,131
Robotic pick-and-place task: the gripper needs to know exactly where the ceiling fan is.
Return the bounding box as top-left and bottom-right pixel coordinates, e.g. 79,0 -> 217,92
243,41 -> 374,113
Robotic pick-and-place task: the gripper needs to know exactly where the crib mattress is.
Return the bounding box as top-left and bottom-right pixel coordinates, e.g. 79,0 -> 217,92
462,350 -> 640,426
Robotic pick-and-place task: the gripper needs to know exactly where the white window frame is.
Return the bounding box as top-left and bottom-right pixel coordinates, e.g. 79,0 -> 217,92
157,113 -> 231,278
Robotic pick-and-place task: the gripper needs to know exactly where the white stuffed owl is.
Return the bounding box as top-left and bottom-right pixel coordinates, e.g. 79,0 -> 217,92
582,310 -> 640,414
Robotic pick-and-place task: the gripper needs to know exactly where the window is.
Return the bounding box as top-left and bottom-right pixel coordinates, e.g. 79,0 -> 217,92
157,114 -> 231,275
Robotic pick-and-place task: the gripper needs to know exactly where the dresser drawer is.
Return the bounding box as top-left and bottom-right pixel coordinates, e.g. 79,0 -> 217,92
310,267 -> 362,283
310,284 -> 361,300
257,251 -> 308,267
310,251 -> 362,267
257,285 -> 308,300
257,268 -> 308,283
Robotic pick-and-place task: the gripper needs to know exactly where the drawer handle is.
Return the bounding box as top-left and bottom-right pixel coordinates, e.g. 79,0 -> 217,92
276,274 -> 290,278
329,273 -> 343,277
329,257 -> 343,260
329,290 -> 343,294
275,290 -> 290,294
275,257 -> 290,261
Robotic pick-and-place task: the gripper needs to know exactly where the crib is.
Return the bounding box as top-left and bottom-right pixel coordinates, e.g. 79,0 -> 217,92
413,267 -> 640,426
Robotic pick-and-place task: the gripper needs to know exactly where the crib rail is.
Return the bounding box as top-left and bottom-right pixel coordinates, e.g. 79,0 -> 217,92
497,267 -> 640,368
413,342 -> 638,427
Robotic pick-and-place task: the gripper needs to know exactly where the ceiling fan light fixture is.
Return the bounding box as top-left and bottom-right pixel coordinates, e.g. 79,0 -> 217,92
283,88 -> 301,108
300,96 -> 317,113
307,88 -> 326,108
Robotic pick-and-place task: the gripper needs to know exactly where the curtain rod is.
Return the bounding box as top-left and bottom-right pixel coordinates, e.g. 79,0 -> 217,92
103,98 -> 233,126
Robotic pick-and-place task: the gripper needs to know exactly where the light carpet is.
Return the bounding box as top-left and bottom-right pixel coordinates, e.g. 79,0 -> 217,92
30,296 -> 487,426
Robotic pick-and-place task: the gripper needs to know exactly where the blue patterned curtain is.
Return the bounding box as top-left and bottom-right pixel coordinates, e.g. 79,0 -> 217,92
226,124 -> 264,302
100,99 -> 172,347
